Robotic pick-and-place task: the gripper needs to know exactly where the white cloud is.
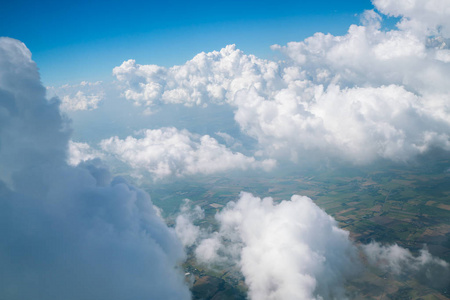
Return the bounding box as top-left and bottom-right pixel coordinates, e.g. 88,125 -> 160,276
113,44 -> 281,107
47,81 -> 104,111
373,0 -> 450,38
67,140 -> 103,166
175,199 -> 204,248
362,242 -> 449,275
0,38 -> 190,300
111,4 -> 450,164
195,233 -> 224,265
195,192 -> 359,300
362,242 -> 450,288
272,12 -> 449,95
100,127 -> 276,179
192,192 -> 450,299
60,90 -> 103,111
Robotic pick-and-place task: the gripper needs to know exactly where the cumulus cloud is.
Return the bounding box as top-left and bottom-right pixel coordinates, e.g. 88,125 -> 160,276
0,38 -> 190,299
113,3 -> 450,164
60,90 -> 103,111
236,84 -> 450,163
175,199 -> 204,248
47,81 -> 104,111
362,242 -> 450,288
191,192 -> 450,299
373,0 -> 450,38
195,192 -> 359,300
100,127 -> 276,179
67,140 -> 103,166
113,45 -> 281,107
195,233 -> 225,265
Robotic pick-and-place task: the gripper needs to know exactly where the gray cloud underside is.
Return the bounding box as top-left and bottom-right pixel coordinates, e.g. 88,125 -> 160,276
0,37 -> 190,300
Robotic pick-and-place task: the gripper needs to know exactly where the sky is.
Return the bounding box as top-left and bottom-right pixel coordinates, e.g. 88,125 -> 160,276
2,0 -> 374,85
1,0 -> 450,299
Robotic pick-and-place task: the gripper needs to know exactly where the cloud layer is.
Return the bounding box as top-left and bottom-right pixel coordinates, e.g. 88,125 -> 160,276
112,2 -> 450,164
100,127 -> 275,179
0,38 -> 190,299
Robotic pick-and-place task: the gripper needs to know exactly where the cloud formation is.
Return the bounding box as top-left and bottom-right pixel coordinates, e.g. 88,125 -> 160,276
190,192 -> 450,299
175,199 -> 204,248
362,242 -> 450,288
47,81 -> 104,111
0,38 -> 190,299
100,127 -> 276,179
113,2 -> 450,164
112,45 -> 280,107
195,192 -> 359,300
67,140 -> 103,166
373,0 -> 450,38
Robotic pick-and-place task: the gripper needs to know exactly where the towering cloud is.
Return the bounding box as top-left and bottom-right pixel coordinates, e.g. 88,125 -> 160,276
0,38 -> 190,300
112,2 -> 450,164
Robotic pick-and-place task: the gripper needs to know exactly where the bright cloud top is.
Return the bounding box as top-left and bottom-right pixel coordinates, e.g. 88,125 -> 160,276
100,127 -> 276,179
0,38 -> 190,300
112,1 -> 450,164
113,45 -> 280,107
67,140 -> 103,166
195,192 -> 359,300
373,0 -> 450,38
186,191 -> 450,300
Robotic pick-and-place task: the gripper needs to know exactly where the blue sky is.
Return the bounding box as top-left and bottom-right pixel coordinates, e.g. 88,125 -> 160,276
1,0 -> 374,86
